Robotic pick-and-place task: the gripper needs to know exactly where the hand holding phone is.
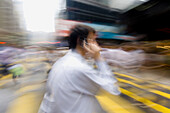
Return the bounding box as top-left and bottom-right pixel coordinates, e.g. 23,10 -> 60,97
83,41 -> 101,60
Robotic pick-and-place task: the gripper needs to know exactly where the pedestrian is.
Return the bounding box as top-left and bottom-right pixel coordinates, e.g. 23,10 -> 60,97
7,64 -> 24,83
38,24 -> 121,113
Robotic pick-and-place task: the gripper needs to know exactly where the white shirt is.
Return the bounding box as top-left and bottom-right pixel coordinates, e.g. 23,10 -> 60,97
38,50 -> 121,113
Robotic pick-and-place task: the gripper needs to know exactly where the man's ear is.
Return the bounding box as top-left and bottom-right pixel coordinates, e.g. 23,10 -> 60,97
76,37 -> 81,47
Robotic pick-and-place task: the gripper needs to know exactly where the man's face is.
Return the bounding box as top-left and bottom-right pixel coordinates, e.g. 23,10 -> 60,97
82,32 -> 101,57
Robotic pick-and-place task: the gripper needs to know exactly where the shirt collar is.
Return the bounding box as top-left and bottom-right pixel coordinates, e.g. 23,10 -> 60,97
69,49 -> 85,61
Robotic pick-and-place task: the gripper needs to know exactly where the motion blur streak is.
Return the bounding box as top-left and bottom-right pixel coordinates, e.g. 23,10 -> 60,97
0,0 -> 170,113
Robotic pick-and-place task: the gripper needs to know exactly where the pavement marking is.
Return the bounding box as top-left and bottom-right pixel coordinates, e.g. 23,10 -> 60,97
0,74 -> 12,81
5,80 -> 145,113
5,72 -> 169,113
0,76 -> 26,87
150,82 -> 170,90
97,95 -> 131,113
16,84 -> 42,94
6,84 -> 43,113
7,92 -> 40,113
114,72 -> 141,81
149,89 -> 170,99
117,78 -> 170,99
12,57 -> 48,65
97,90 -> 145,113
120,88 -> 170,113
115,72 -> 170,90
0,79 -> 12,87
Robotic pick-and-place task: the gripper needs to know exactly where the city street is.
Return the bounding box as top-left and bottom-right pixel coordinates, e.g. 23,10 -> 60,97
0,54 -> 170,113
0,0 -> 170,113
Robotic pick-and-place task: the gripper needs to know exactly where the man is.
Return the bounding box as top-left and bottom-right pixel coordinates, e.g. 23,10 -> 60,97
38,24 -> 121,113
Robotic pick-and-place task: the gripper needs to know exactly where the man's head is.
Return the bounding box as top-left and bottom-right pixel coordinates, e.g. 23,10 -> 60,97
68,24 -> 96,49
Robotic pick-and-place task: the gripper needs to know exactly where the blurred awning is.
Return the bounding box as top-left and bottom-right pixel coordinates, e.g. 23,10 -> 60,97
73,0 -> 149,13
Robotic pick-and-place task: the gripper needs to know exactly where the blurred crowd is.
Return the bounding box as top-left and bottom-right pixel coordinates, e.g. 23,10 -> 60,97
0,40 -> 169,80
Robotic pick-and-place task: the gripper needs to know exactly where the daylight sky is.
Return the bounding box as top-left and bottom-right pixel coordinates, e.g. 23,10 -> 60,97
15,0 -> 58,32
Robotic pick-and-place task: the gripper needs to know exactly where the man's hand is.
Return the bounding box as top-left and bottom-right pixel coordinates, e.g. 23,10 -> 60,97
83,41 -> 102,61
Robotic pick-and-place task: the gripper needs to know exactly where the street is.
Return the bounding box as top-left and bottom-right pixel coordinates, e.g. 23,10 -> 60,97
0,0 -> 170,112
0,62 -> 170,113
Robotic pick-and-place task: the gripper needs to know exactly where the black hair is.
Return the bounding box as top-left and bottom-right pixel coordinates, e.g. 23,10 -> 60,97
68,24 -> 95,49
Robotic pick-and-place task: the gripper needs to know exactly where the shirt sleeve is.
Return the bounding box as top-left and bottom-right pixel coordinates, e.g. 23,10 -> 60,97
71,61 -> 121,96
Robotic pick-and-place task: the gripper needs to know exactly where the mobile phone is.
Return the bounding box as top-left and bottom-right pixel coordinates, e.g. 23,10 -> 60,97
84,40 -> 88,46
80,38 -> 88,48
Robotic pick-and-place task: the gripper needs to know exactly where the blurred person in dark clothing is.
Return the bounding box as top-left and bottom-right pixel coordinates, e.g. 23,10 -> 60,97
38,24 -> 121,113
0,63 -> 10,77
